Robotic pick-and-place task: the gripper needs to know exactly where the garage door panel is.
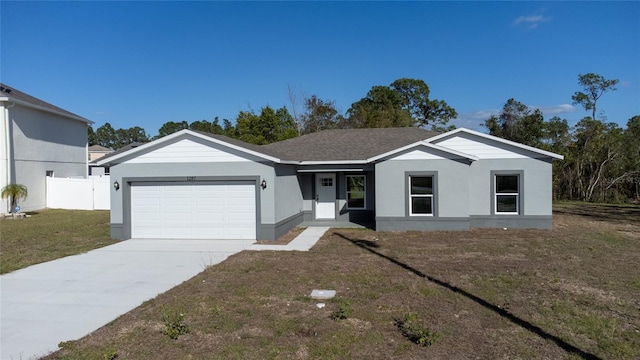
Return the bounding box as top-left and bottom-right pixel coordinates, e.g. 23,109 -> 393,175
131,182 -> 256,240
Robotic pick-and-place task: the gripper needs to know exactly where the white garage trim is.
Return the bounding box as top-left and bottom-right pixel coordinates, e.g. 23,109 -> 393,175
130,181 -> 256,239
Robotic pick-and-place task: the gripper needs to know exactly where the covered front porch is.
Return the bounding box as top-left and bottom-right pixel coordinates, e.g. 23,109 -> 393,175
296,164 -> 376,229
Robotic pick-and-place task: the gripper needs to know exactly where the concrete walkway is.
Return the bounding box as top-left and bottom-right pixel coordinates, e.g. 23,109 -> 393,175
0,227 -> 328,360
250,226 -> 329,251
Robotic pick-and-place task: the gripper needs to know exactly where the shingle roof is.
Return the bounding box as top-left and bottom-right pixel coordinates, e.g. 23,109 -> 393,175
96,128 -> 443,165
0,83 -> 92,123
261,127 -> 441,161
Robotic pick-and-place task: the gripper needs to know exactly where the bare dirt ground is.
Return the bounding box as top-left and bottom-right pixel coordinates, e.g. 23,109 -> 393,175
45,203 -> 640,359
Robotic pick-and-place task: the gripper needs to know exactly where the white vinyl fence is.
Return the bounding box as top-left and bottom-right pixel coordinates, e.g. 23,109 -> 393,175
46,175 -> 110,210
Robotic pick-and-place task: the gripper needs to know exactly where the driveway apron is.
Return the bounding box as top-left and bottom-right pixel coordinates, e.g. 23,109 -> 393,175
1,239 -> 254,360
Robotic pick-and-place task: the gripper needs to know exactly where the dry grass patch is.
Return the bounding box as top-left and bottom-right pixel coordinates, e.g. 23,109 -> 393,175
0,209 -> 116,274
44,203 -> 640,359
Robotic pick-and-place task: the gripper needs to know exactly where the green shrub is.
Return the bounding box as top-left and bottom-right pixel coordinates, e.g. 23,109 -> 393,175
162,308 -> 190,339
330,299 -> 353,320
396,313 -> 440,347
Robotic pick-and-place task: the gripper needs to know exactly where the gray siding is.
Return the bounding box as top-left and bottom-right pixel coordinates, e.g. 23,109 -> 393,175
8,105 -> 87,212
374,155 -> 555,230
271,164 -> 305,237
375,158 -> 471,218
274,164 -> 303,223
468,158 -> 553,216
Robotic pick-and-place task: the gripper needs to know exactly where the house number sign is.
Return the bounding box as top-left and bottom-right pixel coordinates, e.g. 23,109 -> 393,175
186,177 -> 196,181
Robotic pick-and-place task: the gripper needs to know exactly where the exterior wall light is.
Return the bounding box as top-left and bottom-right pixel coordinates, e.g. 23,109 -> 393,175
113,181 -> 120,191
260,179 -> 267,189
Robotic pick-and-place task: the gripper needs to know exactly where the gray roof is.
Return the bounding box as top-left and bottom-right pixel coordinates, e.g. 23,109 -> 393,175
0,83 -> 92,123
261,127 -> 441,161
96,127 -> 442,165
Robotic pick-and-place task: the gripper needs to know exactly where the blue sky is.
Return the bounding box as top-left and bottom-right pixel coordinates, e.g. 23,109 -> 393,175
2,1 -> 638,136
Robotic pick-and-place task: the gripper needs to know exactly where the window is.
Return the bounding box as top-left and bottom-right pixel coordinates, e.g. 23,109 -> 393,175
320,177 -> 333,187
409,176 -> 433,215
346,175 -> 366,209
495,175 -> 519,214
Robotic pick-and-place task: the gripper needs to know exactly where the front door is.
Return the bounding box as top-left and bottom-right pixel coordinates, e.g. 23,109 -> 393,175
315,173 -> 336,219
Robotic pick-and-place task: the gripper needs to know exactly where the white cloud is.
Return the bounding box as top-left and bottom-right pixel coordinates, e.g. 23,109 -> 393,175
451,109 -> 500,131
513,14 -> 551,29
537,104 -> 575,115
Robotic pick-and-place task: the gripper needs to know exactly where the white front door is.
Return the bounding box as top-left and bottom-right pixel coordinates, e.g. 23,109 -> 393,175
315,173 -> 336,219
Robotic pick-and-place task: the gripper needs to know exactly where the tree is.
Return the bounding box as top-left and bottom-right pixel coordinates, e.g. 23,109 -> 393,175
95,123 -> 117,149
571,73 -> 619,120
346,85 -> 413,128
301,95 -> 343,134
571,118 -> 624,202
235,106 -> 298,145
1,183 -> 28,213
483,99 -> 545,147
390,78 -> 457,129
222,118 -> 237,138
345,78 -> 456,130
189,118 -> 224,135
87,126 -> 97,146
156,121 -> 189,139
114,126 -> 149,149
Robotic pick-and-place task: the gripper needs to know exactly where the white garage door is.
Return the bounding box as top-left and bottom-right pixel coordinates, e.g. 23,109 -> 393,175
131,182 -> 256,239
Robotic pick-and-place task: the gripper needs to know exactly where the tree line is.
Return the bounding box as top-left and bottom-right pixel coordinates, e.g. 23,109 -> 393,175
88,74 -> 639,203
88,78 -> 455,148
483,74 -> 639,203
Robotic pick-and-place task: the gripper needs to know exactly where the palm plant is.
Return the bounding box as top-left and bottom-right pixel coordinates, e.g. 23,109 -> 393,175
1,184 -> 28,213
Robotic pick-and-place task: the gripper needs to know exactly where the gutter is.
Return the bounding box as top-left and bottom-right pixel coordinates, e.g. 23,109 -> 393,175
7,98 -> 93,125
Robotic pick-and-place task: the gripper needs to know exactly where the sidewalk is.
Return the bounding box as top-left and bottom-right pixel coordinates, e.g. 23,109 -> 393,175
250,227 -> 329,251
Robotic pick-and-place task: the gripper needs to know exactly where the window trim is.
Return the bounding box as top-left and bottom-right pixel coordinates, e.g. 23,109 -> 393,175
346,175 -> 366,210
491,171 -> 524,215
405,172 -> 438,217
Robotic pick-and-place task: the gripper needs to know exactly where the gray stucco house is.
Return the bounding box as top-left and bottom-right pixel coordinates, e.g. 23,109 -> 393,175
97,127 -> 563,241
0,84 -> 92,213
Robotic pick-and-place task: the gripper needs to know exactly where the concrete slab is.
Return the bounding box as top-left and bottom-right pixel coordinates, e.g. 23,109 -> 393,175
0,239 -> 254,360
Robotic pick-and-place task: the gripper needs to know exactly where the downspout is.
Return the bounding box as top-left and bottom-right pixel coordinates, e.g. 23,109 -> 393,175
2,100 -> 15,213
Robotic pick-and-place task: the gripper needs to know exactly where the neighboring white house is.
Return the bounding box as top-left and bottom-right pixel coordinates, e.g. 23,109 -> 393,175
0,83 -> 93,213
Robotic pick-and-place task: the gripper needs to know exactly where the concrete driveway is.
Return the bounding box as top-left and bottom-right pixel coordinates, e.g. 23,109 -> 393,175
0,239 -> 254,360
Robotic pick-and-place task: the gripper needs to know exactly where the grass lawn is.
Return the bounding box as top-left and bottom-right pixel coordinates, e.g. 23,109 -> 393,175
0,209 -> 117,274
37,203 -> 640,359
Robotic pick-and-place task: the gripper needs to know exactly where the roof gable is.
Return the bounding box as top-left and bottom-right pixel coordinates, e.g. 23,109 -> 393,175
428,128 -> 564,160
368,141 -> 478,162
96,130 -> 281,166
124,138 -> 256,164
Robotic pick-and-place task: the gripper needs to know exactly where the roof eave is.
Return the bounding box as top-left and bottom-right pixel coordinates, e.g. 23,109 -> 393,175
298,160 -> 369,165
2,97 -> 93,125
428,127 -> 564,160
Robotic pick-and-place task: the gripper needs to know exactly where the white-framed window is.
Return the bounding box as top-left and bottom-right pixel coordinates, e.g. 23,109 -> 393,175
495,174 -> 519,214
320,177 -> 333,187
409,176 -> 434,216
346,175 -> 366,209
